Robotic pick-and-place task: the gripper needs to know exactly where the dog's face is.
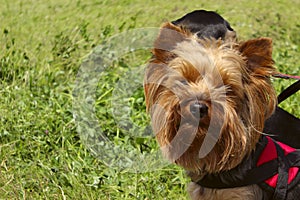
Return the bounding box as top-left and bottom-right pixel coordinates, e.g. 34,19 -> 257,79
144,22 -> 277,173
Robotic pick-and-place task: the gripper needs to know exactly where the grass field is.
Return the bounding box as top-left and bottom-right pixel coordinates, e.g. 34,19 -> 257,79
0,0 -> 299,199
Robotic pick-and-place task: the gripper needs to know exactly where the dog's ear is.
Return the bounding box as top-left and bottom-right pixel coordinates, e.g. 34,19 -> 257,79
239,37 -> 275,76
152,22 -> 190,63
239,37 -> 277,123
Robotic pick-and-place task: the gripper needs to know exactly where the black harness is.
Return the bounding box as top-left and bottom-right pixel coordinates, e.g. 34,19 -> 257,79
194,77 -> 300,200
196,136 -> 300,200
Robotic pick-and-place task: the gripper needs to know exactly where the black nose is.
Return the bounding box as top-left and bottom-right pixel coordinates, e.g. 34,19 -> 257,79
190,102 -> 208,119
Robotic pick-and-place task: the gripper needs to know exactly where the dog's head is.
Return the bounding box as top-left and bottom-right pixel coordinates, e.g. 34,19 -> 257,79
144,12 -> 277,172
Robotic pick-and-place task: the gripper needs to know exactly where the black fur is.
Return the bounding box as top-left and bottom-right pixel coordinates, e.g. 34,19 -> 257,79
172,10 -> 234,40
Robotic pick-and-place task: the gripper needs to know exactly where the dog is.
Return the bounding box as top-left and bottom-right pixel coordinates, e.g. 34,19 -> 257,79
144,10 -> 300,199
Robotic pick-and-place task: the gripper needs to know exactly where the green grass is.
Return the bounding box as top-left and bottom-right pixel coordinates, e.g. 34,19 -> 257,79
0,0 -> 299,199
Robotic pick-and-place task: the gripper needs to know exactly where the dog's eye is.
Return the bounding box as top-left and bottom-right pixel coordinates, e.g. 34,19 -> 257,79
180,80 -> 189,85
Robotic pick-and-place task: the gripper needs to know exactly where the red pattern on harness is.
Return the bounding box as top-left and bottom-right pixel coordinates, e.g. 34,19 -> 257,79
257,136 -> 299,188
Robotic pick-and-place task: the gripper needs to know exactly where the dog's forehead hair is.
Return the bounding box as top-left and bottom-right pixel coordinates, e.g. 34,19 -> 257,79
171,39 -> 215,78
171,39 -> 244,83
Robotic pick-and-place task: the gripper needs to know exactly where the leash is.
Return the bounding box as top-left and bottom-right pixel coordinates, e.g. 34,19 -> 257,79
273,73 -> 300,81
278,80 -> 300,104
273,72 -> 300,104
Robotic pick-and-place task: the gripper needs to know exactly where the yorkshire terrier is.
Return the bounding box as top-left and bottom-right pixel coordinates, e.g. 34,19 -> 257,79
144,10 -> 300,199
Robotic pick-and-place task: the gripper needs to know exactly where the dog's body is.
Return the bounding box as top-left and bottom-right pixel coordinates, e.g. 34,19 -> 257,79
144,10 -> 300,199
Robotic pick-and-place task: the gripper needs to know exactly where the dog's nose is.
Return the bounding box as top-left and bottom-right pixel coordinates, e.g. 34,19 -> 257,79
190,102 -> 208,119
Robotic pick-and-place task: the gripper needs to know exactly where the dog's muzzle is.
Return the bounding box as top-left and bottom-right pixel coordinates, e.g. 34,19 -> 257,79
190,102 -> 208,119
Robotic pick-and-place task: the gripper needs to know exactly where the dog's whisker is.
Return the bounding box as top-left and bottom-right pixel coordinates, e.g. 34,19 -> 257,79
249,123 -> 276,137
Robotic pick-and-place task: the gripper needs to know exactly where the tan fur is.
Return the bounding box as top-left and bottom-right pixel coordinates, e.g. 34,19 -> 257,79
144,22 -> 277,199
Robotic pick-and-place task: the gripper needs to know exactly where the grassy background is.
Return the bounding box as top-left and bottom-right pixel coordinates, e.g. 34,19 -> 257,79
0,0 -> 299,199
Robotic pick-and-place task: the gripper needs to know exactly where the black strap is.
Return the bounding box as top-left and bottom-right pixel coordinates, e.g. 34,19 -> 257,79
272,141 -> 300,200
273,142 -> 289,200
197,160 -> 279,189
278,80 -> 300,104
289,151 -> 300,166
195,137 -> 300,192
195,136 -> 275,188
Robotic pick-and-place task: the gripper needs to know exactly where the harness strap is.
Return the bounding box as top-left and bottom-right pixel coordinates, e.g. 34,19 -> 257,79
273,141 -> 289,200
196,136 -> 273,188
289,151 -> 300,166
278,80 -> 300,104
196,160 -> 279,188
195,137 -> 300,196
